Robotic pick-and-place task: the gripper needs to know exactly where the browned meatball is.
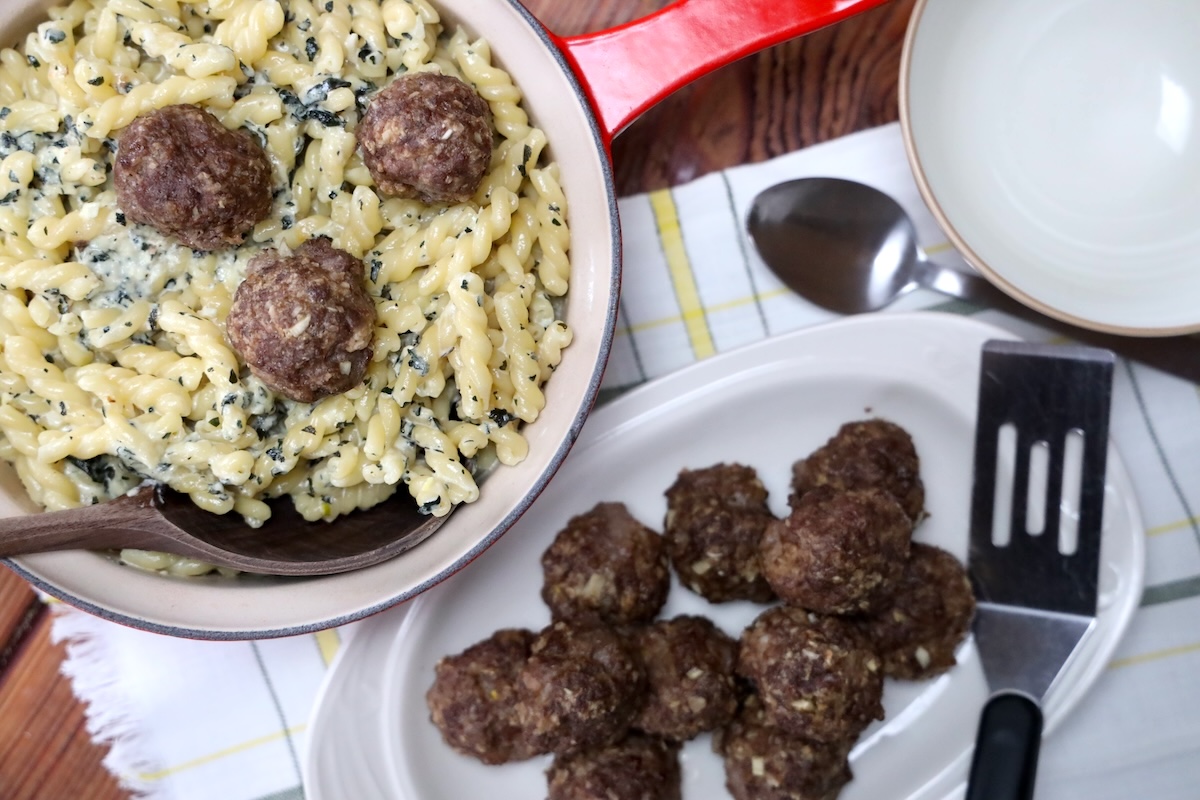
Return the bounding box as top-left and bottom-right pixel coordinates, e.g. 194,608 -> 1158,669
761,486 -> 912,615
717,694 -> 853,800
791,419 -> 925,521
226,238 -> 376,403
860,542 -> 976,680
737,606 -> 883,744
517,621 -> 646,756
547,733 -> 682,800
425,628 -> 540,765
664,463 -> 776,603
358,72 -> 493,204
541,502 -> 670,627
114,104 -> 272,251
633,615 -> 740,741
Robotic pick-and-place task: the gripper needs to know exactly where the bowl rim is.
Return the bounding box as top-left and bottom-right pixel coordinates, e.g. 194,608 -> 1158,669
898,0 -> 1200,338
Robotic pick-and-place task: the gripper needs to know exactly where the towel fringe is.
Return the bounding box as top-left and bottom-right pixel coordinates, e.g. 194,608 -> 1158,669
50,605 -> 172,800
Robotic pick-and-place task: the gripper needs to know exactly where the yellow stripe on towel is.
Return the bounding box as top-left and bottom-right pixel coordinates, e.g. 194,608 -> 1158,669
1109,639 -> 1200,671
314,629 -> 340,667
624,287 -> 790,336
648,189 -> 715,360
134,724 -> 307,782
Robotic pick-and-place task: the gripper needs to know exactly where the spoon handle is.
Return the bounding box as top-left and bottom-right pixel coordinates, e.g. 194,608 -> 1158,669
919,261 -> 1200,384
0,487 -> 166,557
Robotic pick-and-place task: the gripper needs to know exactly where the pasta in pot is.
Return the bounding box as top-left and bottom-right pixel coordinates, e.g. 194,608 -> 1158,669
0,0 -> 573,571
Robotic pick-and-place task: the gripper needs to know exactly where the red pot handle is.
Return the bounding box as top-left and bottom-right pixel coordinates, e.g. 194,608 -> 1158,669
548,0 -> 891,151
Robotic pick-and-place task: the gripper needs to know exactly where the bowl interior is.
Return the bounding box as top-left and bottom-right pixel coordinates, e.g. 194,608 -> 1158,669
2,0 -> 618,638
902,0 -> 1200,335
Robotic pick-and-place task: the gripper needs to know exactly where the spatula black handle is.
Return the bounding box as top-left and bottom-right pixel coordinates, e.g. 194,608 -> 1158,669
966,691 -> 1044,800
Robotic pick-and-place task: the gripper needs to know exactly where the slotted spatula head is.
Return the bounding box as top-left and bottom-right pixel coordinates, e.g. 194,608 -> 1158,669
968,339 -> 1114,701
964,340 -> 1114,800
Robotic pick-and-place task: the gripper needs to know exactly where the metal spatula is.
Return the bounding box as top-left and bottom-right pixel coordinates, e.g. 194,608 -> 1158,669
965,340 -> 1115,800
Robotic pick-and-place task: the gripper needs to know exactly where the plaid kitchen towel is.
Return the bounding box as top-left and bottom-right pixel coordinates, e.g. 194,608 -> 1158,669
50,121 -> 1200,799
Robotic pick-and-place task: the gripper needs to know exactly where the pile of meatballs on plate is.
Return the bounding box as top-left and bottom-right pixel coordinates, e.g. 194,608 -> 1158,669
113,72 -> 492,404
425,418 -> 977,800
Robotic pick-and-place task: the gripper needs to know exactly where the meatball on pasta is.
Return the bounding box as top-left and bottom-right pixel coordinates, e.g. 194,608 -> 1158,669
226,238 -> 376,403
115,104 -> 273,251
358,72 -> 493,204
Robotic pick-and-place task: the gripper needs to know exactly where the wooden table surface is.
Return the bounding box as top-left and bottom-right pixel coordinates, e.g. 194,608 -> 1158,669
0,0 -> 915,796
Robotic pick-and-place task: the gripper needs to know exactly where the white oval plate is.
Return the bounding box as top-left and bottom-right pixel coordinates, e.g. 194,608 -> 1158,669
303,312 -> 1145,800
902,0 -> 1200,335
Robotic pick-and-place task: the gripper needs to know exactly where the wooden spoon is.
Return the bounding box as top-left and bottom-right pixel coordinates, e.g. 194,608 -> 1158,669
0,483 -> 446,576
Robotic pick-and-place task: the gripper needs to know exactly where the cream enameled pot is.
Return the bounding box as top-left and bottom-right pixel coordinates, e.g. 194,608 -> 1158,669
1,0 -> 887,638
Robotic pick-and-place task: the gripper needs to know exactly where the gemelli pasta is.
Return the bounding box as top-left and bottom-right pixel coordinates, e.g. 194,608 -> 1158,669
0,0 -> 573,573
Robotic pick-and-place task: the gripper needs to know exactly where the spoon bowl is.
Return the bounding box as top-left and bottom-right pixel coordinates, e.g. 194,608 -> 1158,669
0,484 -> 445,576
746,177 -> 1200,383
747,177 -> 925,314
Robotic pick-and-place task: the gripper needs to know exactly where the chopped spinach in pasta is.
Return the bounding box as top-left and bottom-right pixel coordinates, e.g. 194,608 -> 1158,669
0,0 -> 572,575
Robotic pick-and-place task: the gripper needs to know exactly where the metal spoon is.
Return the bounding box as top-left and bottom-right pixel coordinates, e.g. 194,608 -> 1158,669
747,177 -> 1200,383
0,482 -> 445,576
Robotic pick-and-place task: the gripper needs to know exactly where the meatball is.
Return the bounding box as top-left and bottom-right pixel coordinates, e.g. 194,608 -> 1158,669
114,104 -> 272,251
791,419 -> 925,521
717,694 -> 853,800
736,606 -> 883,744
633,615 -> 741,741
226,238 -> 376,403
664,463 -> 776,603
425,628 -> 540,765
761,486 -> 912,615
541,502 -> 670,626
358,72 -> 493,204
547,733 -> 682,800
517,621 -> 646,756
860,542 -> 976,680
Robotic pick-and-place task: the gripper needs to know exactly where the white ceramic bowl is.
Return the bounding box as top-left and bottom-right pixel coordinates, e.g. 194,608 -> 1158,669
901,0 -> 1200,336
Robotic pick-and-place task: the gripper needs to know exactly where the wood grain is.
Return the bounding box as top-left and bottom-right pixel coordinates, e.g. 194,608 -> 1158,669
0,0 -> 914,797
0,567 -> 41,672
0,569 -> 122,800
610,0 -> 913,193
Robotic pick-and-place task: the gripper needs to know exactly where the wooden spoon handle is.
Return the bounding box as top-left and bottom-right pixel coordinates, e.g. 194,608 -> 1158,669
0,486 -> 167,556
